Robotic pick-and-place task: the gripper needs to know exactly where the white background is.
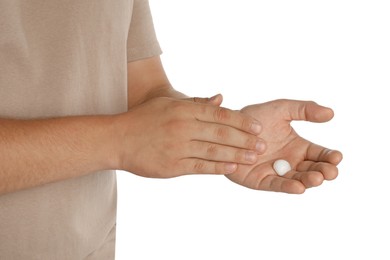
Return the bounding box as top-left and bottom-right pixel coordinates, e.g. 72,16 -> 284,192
117,0 -> 390,259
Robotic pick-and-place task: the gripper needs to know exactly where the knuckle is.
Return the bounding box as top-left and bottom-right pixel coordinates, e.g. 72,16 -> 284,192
240,117 -> 252,132
193,160 -> 205,173
271,99 -> 287,111
163,119 -> 186,134
234,150 -> 245,162
206,144 -> 218,158
215,126 -> 229,140
170,100 -> 191,115
245,136 -> 258,149
214,163 -> 224,174
213,107 -> 230,122
269,177 -> 280,191
298,103 -> 308,120
317,148 -> 331,161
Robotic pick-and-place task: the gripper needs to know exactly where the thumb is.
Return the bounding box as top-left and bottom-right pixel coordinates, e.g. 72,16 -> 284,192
284,100 -> 334,122
189,94 -> 223,106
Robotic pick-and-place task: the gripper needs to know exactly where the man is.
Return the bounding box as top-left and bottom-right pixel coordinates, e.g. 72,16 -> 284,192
0,0 -> 342,259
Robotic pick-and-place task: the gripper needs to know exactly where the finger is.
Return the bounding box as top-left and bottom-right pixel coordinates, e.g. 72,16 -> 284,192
279,99 -> 335,123
243,162 -> 311,192
194,105 -> 263,135
210,94 -> 223,106
231,164 -> 306,194
306,143 -> 343,165
188,94 -> 223,106
258,175 -> 306,194
187,141 -> 258,164
286,170 -> 325,188
296,161 -> 339,181
178,158 -> 238,175
193,122 -> 266,154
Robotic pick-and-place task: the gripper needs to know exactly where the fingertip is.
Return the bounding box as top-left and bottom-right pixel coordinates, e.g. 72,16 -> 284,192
250,122 -> 263,135
294,181 -> 306,194
325,167 -> 339,181
323,107 -> 335,120
287,100 -> 334,123
310,104 -> 335,122
307,172 -> 324,187
210,94 -> 223,106
295,185 -> 306,194
284,181 -> 306,194
329,150 -> 343,165
224,163 -> 238,174
255,140 -> 267,154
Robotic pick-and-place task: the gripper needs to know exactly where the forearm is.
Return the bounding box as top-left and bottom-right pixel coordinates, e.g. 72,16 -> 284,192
0,116 -> 119,195
128,84 -> 187,109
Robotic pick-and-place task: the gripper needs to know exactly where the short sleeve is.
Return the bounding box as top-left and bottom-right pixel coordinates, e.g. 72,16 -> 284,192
127,0 -> 162,62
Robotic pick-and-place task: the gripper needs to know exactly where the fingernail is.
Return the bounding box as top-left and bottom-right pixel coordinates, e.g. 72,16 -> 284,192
225,163 -> 237,174
245,151 -> 257,163
250,122 -> 262,134
256,141 -> 266,153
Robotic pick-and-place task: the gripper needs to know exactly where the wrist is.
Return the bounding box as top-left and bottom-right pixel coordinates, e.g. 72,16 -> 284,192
106,111 -> 138,171
94,114 -> 125,171
144,85 -> 187,102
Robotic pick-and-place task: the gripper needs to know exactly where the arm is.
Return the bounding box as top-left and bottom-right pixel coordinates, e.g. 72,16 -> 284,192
0,116 -> 119,195
120,55 -> 268,178
0,56 -> 265,195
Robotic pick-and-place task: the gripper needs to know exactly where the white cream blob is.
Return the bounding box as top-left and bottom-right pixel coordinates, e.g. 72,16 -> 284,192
273,159 -> 292,176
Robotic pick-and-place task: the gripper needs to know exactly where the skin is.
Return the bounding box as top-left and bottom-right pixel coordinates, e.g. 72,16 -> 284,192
122,56 -> 266,178
226,99 -> 343,194
0,56 -> 264,194
115,97 -> 266,178
0,56 -> 342,195
126,57 -> 343,193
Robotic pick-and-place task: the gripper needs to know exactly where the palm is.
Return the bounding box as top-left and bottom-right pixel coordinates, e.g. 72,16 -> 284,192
226,100 -> 343,194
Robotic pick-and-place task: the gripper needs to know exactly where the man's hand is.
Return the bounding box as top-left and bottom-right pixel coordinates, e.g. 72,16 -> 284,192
115,97 -> 266,178
225,99 -> 343,194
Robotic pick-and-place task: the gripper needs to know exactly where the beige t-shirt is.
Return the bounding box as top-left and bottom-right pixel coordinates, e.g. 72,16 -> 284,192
0,0 -> 161,259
